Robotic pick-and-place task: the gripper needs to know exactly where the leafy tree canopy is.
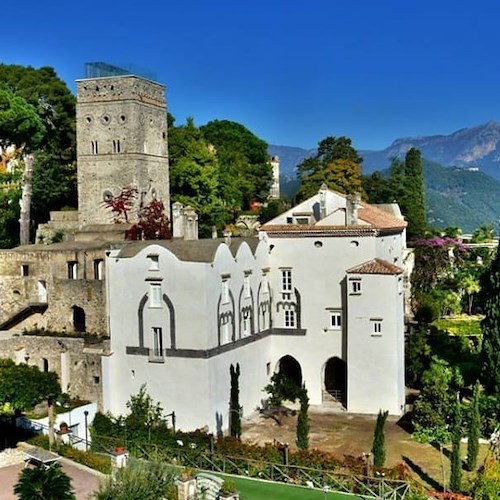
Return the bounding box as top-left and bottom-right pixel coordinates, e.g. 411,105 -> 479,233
200,119 -> 273,207
297,136 -> 365,200
0,359 -> 61,410
0,64 -> 76,159
0,85 -> 45,152
168,117 -> 228,235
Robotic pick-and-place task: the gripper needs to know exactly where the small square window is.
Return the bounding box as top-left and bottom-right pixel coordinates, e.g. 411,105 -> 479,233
329,311 -> 342,329
371,320 -> 382,336
21,264 -> 29,277
148,254 -> 159,271
350,279 -> 361,294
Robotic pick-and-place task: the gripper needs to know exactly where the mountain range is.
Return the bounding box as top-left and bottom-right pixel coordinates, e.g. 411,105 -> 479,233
269,121 -> 500,233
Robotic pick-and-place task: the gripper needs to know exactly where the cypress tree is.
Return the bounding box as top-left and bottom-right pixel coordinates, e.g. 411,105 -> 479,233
449,395 -> 462,493
402,147 -> 426,239
479,245 -> 500,395
229,363 -> 241,439
466,381 -> 481,471
372,410 -> 389,467
296,387 -> 310,450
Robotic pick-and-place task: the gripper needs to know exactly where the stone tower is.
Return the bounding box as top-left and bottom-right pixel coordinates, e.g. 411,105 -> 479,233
76,72 -> 170,226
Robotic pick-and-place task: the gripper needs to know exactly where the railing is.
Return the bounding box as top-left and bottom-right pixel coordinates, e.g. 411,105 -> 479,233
91,435 -> 410,499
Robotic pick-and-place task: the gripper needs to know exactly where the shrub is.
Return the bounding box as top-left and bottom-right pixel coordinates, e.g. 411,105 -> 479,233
219,479 -> 237,495
473,457 -> 500,499
27,434 -> 111,474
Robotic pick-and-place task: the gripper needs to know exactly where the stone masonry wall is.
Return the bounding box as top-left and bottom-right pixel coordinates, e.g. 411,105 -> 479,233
0,333 -> 109,408
0,245 -> 108,335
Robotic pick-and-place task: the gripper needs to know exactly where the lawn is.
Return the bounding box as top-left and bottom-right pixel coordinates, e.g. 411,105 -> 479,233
217,474 -> 368,500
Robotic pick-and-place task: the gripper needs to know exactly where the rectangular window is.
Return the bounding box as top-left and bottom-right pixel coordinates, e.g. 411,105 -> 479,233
222,280 -> 230,304
67,261 -> 78,280
371,320 -> 382,336
243,275 -> 251,298
149,283 -> 162,308
242,316 -> 250,337
349,279 -> 361,294
281,269 -> 292,292
93,259 -> 104,280
329,311 -> 342,329
284,309 -> 296,328
152,327 -> 163,358
262,274 -> 269,295
221,321 -> 230,345
21,264 -> 29,277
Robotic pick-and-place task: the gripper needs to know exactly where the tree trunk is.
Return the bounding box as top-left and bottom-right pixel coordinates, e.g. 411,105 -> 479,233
48,399 -> 55,450
19,154 -> 34,245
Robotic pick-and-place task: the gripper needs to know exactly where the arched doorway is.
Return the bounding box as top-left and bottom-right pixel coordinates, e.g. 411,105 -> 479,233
323,357 -> 347,407
72,306 -> 86,332
277,355 -> 302,388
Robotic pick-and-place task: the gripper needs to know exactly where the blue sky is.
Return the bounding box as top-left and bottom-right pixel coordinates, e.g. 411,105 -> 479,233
3,0 -> 500,150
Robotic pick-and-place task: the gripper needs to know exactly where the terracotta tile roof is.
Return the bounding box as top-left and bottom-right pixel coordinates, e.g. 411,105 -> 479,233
261,195 -> 406,234
357,202 -> 407,230
346,258 -> 403,275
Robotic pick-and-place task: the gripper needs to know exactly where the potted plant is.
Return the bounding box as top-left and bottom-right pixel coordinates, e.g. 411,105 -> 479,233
179,467 -> 195,481
218,479 -> 238,499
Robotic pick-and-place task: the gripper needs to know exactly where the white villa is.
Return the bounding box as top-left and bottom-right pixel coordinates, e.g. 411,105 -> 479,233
103,186 -> 407,433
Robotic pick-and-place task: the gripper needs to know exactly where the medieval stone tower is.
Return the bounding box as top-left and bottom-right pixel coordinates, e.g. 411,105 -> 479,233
76,68 -> 170,226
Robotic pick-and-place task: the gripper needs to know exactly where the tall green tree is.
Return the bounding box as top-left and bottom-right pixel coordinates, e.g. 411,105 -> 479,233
229,363 -> 241,439
168,117 -> 227,236
401,148 -> 426,239
479,245 -> 500,395
449,395 -> 462,493
412,357 -> 456,432
297,136 -> 365,200
125,384 -> 163,439
200,119 -> 272,208
466,381 -> 481,471
372,410 -> 389,467
296,387 -> 310,450
14,463 -> 75,500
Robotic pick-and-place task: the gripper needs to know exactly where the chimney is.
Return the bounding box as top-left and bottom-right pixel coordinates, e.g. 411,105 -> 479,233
346,193 -> 361,226
183,206 -> 198,240
172,202 -> 184,238
319,183 -> 328,219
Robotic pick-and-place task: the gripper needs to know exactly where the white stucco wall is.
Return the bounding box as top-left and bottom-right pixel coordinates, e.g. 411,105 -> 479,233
346,273 -> 405,415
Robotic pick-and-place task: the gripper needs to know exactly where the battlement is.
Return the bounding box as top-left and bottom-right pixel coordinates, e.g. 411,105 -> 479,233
76,74 -> 165,107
